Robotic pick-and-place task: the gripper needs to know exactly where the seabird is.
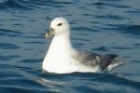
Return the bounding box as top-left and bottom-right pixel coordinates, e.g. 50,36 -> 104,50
42,17 -> 125,74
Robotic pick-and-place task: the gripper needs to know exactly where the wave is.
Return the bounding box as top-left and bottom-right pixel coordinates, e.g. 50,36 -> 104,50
0,0 -> 75,10
0,0 -> 40,10
118,25 -> 140,37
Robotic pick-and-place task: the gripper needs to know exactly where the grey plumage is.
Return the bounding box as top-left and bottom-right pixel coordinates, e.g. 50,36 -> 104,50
73,50 -> 120,71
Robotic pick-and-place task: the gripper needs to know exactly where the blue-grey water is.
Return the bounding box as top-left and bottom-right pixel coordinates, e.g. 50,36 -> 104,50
0,0 -> 140,93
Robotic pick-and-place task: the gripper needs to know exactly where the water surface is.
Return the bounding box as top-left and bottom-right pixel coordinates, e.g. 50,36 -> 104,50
0,0 -> 140,93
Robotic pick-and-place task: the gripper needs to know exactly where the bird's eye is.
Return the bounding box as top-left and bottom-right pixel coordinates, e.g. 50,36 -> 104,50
57,23 -> 62,26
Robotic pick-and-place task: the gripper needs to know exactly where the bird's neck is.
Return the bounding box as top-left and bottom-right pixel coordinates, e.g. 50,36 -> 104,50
47,33 -> 76,56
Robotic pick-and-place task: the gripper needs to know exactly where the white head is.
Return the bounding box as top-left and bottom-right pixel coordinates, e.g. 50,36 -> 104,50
45,17 -> 70,38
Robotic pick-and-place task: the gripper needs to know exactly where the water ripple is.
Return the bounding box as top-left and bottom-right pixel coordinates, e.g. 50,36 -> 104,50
118,25 -> 140,36
0,0 -> 33,10
0,28 -> 23,37
0,55 -> 19,60
0,42 -> 19,49
39,73 -> 140,93
95,14 -> 125,20
93,46 -> 109,52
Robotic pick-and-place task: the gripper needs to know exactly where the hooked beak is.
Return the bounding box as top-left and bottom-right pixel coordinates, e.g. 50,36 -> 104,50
45,28 -> 55,38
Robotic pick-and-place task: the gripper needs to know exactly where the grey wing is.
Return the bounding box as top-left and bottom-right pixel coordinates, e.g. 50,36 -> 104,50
75,50 -> 101,67
99,54 -> 118,70
74,50 -> 118,70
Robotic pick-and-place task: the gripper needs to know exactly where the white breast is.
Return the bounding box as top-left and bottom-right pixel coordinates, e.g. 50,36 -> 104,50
42,35 -> 78,73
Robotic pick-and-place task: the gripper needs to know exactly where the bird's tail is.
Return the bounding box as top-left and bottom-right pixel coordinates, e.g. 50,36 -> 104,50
107,58 -> 127,71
